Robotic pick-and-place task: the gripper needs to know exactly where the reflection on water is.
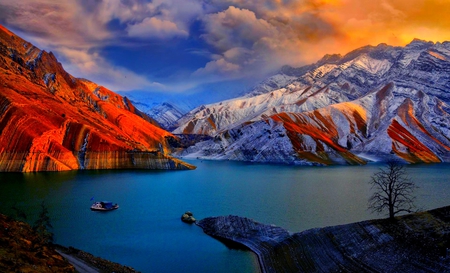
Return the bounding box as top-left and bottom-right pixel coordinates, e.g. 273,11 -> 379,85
0,161 -> 449,273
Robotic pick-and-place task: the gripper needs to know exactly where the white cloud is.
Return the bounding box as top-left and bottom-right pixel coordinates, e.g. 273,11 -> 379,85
192,1 -> 343,83
193,58 -> 241,77
127,17 -> 188,38
7,0 -> 441,95
0,0 -> 339,93
57,47 -> 165,91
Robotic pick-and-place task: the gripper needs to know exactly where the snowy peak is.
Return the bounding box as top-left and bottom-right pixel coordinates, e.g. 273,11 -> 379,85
406,38 -> 435,50
175,39 -> 450,165
344,54 -> 392,75
146,102 -> 186,130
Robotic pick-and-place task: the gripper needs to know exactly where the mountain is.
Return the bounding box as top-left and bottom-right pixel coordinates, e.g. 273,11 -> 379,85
122,95 -> 191,131
174,39 -> 450,165
119,88 -> 235,131
145,102 -> 187,130
0,25 -> 194,171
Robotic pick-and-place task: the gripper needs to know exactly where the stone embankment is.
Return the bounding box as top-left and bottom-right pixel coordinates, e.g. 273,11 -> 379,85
197,206 -> 450,273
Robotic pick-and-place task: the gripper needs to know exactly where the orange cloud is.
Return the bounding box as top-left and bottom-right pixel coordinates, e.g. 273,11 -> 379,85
2,0 -> 449,93
195,0 -> 450,82
315,0 -> 450,54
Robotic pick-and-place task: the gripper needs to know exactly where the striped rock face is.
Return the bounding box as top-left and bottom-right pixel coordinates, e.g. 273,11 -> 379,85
175,40 -> 450,165
0,25 -> 194,172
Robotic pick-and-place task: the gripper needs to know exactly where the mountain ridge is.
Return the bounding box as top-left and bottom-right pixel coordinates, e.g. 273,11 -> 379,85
0,24 -> 194,171
174,39 -> 450,165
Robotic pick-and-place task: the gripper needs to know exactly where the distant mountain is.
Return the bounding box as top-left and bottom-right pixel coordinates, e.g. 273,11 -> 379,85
0,25 -> 194,171
145,102 -> 186,130
120,94 -> 192,131
174,39 -> 450,165
119,84 -> 243,130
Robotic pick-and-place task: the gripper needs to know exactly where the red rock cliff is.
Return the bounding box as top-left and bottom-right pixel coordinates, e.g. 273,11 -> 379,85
0,25 -> 195,171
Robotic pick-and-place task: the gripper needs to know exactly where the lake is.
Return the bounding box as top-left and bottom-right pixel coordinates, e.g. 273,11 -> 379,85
0,160 -> 449,273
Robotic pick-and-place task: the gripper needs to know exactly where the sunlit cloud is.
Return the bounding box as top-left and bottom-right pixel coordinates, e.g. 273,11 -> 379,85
127,17 -> 188,39
0,0 -> 449,95
193,4 -> 337,82
193,0 -> 450,83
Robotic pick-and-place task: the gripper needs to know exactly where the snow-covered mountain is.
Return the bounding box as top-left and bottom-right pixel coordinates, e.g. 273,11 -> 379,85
174,39 -> 450,165
119,92 -> 204,130
145,102 -> 186,130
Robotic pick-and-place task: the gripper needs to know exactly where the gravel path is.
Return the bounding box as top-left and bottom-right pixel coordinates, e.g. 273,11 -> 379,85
56,250 -> 100,273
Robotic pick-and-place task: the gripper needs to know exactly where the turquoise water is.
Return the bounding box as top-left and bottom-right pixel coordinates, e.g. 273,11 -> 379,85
0,160 -> 449,272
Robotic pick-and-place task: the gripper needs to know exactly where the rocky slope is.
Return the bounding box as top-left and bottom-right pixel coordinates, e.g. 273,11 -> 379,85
198,206 -> 450,273
0,213 -> 138,272
0,213 -> 75,272
0,25 -> 194,171
174,40 -> 450,164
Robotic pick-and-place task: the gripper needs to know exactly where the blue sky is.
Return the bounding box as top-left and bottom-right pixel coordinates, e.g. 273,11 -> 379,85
1,0 -> 449,104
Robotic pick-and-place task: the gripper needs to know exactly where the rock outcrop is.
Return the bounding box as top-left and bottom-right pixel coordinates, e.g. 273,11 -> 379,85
181,211 -> 196,223
197,206 -> 450,273
0,25 -> 195,171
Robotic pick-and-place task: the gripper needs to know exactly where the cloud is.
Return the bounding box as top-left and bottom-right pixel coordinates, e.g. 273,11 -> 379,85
201,6 -> 277,51
193,5 -> 337,82
93,0 -> 202,39
193,58 -> 241,80
57,47 -> 165,91
315,0 -> 450,49
192,0 -> 450,84
0,0 -> 109,47
127,17 -> 188,38
0,0 -> 201,91
1,0 -> 450,95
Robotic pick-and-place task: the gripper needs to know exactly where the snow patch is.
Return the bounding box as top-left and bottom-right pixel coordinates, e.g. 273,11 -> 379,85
43,73 -> 56,86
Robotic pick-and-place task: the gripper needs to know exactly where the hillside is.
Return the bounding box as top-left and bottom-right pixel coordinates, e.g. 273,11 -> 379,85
198,206 -> 450,273
0,213 -> 139,272
174,40 -> 450,165
0,213 -> 74,272
0,25 -> 194,171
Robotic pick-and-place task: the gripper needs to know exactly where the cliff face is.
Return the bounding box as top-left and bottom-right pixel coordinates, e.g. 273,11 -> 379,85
0,25 -> 194,171
198,207 -> 450,273
174,40 -> 450,165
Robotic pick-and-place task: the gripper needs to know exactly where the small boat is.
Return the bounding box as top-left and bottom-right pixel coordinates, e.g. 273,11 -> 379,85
90,201 -> 119,211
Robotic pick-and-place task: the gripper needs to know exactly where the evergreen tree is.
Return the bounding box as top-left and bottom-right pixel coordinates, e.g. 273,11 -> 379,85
33,201 -> 54,245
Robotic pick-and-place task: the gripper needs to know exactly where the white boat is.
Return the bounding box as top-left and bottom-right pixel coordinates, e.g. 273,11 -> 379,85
90,201 -> 119,211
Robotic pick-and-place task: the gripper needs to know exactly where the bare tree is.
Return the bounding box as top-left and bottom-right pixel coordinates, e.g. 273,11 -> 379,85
368,160 -> 418,219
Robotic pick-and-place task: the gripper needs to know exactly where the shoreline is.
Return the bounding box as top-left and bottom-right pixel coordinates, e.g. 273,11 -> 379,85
197,206 -> 450,273
54,245 -> 139,273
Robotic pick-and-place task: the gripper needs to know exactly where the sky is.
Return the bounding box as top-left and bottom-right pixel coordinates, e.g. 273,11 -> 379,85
1,0 -> 450,103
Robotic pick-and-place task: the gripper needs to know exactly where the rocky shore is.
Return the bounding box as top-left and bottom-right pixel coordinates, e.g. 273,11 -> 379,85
197,206 -> 450,273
